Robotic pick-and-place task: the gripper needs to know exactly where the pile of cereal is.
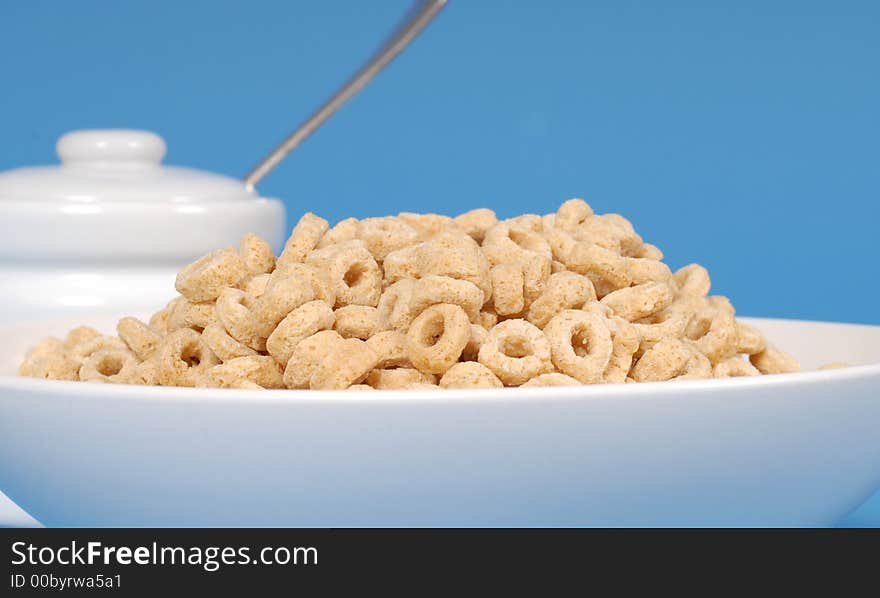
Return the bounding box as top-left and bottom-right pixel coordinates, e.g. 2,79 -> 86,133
19,199 -> 800,390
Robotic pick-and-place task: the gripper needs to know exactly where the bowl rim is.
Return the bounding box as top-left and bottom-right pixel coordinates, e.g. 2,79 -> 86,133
2,316 -> 879,405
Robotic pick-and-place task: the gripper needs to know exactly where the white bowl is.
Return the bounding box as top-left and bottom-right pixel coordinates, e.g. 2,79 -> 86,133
1,315 -> 878,527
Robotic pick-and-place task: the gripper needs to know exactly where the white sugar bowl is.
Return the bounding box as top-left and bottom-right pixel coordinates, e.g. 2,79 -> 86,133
0,129 -> 286,325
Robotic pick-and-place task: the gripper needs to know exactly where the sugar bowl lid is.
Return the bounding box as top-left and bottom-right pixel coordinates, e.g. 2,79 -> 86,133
0,129 -> 286,260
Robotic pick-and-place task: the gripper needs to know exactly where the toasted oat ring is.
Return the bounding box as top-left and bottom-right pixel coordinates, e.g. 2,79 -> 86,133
275,212 -> 329,273
283,330 -> 345,389
602,316 -> 641,384
309,338 -> 380,390
116,317 -> 162,361
490,263 -> 525,316
239,232 -> 276,275
750,346 -> 800,375
438,362 -> 503,389
175,247 -> 248,303
357,216 -> 419,261
688,302 -> 738,363
215,288 -> 267,351
201,322 -> 258,361
203,356 -> 284,389
629,338 -> 711,382
672,263 -> 711,297
461,324 -> 488,362
735,322 -> 766,355
453,208 -> 497,242
713,356 -> 761,378
79,347 -> 138,384
155,328 -> 220,387
410,275 -> 484,323
267,300 -> 336,365
600,282 -> 673,322
168,298 -> 215,332
555,198 -> 594,230
565,242 -> 631,296
526,271 -> 596,328
365,330 -> 411,368
317,217 -> 359,248
251,273 -> 317,337
406,304 -> 471,375
18,341 -> 79,381
68,335 -> 128,366
632,308 -> 688,347
63,326 -> 101,350
478,319 -> 553,386
543,310 -> 613,384
333,305 -> 380,340
306,241 -> 382,307
520,372 -> 582,387
366,367 -> 436,390
376,279 -> 417,332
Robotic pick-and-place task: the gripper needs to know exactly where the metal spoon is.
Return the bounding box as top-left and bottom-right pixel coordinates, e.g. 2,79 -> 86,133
244,0 -> 448,191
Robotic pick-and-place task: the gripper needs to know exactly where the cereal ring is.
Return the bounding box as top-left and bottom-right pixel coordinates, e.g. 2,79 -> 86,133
79,348 -> 138,383
603,316 -> 641,384
482,222 -> 552,266
251,272 -> 317,336
366,367 -> 436,389
117,317 -> 162,361
309,338 -> 380,390
332,305 -> 380,340
365,330 -> 411,368
478,307 -> 499,330
242,273 -> 271,298
714,356 -> 761,378
627,258 -> 672,285
543,310 -> 613,384
555,198 -> 593,230
438,362 -> 503,389
626,243 -> 663,260
541,213 -> 556,230
687,300 -> 738,363
490,263 -> 525,316
25,336 -> 64,360
565,242 -> 630,296
68,335 -> 128,366
546,228 -> 577,263
215,288 -> 266,351
521,372 -> 581,387
203,356 -> 284,389
382,244 -> 422,283
239,233 -> 276,275
283,330 -> 346,389
357,217 -> 419,261
123,356 -> 160,386
750,347 -> 800,374
201,321 -> 258,361
275,213 -> 329,273
19,348 -> 79,381
630,339 -> 710,382
406,304 -> 471,375
272,263 -> 336,306
175,247 -> 248,303
454,208 -> 497,242
521,254 -> 552,307
306,240 -> 382,307
461,324 -> 488,361
148,300 -> 177,335
317,217 -> 359,248
63,326 -> 101,350
734,322 -> 766,355
397,212 -> 456,239
632,308 -> 688,348
169,298 -> 215,331
478,319 -> 553,386
267,300 -> 336,365
571,213 -> 640,254
599,282 -> 673,322
376,279 -> 417,331
410,276 -> 484,323
672,264 -> 711,297
155,328 -> 219,387
417,231 -> 492,300
527,271 -> 596,328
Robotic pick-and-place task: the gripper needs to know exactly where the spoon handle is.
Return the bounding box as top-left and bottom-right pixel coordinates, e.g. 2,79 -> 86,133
244,0 -> 448,191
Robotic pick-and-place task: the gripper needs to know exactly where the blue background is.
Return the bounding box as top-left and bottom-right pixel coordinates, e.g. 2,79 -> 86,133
1,0 -> 878,525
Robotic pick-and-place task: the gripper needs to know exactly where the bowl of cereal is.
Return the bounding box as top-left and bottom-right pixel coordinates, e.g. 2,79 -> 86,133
1,200 -> 879,527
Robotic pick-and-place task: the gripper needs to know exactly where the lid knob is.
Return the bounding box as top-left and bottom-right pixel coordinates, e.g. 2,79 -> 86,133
57,129 -> 167,166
